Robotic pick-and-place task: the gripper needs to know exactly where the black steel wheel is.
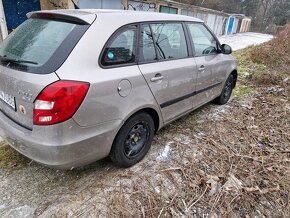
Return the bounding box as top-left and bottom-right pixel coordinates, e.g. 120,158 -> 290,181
110,112 -> 155,167
214,74 -> 235,105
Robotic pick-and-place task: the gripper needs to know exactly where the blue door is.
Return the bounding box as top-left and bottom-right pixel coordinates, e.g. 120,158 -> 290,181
3,0 -> 41,30
227,17 -> 235,35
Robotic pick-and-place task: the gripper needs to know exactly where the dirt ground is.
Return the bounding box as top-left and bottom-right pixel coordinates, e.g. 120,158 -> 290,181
0,44 -> 289,217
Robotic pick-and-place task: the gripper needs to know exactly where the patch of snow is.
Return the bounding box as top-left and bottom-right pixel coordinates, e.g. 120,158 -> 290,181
240,100 -> 253,110
266,86 -> 284,94
6,205 -> 35,218
223,174 -> 243,192
154,186 -> 161,194
173,134 -> 191,145
219,32 -> 273,51
0,204 -> 5,210
196,132 -> 206,137
209,105 -> 231,121
156,142 -> 173,161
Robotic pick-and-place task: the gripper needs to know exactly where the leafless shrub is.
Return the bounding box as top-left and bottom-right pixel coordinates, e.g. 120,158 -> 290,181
250,23 -> 290,73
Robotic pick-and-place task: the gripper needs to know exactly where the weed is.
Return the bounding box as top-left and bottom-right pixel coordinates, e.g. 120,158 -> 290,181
0,141 -> 29,168
233,84 -> 252,99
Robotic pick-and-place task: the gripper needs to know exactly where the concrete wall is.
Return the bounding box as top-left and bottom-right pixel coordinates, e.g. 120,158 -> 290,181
206,13 -> 216,31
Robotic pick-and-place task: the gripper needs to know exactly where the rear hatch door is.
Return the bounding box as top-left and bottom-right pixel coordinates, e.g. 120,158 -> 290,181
0,67 -> 58,130
0,12 -> 92,129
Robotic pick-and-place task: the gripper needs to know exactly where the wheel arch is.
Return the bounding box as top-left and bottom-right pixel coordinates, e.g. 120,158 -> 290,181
121,106 -> 162,134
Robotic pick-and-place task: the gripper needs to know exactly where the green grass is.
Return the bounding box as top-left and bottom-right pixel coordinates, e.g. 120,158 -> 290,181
234,48 -> 268,80
0,141 -> 29,168
233,84 -> 252,100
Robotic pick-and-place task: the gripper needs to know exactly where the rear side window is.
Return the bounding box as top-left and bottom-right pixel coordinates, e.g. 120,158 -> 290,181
140,24 -> 157,62
150,23 -> 188,60
101,25 -> 137,66
0,18 -> 87,74
187,23 -> 218,56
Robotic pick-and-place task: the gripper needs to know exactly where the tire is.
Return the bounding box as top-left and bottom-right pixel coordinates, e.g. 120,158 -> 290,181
214,74 -> 235,105
110,112 -> 155,167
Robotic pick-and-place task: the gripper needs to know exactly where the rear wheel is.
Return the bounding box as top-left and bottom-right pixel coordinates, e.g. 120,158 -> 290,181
110,112 -> 155,167
214,74 -> 235,105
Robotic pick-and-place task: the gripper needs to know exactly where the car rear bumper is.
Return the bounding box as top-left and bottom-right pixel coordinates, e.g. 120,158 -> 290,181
0,111 -> 122,169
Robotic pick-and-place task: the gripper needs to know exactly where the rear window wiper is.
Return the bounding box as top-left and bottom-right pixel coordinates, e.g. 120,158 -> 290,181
0,55 -> 39,65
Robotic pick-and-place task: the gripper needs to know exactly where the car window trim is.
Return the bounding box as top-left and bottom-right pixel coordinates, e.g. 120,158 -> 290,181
149,22 -> 190,61
182,22 -> 194,57
99,20 -> 204,69
138,21 -> 192,65
99,24 -> 139,69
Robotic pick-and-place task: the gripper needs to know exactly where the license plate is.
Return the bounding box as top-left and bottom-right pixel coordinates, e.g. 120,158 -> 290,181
0,90 -> 16,111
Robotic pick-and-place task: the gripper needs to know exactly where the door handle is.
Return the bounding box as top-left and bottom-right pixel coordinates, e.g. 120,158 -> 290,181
198,65 -> 205,72
150,74 -> 164,82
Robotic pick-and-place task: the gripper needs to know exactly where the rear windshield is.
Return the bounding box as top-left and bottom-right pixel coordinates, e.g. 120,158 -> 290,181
0,18 -> 89,74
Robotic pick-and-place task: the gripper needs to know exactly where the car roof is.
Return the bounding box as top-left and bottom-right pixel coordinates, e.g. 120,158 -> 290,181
27,9 -> 203,25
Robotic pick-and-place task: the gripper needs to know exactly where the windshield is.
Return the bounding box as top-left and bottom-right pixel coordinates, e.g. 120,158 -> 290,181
0,18 -> 89,74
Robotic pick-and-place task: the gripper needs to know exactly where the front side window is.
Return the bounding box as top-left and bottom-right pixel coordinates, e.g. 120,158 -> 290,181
150,23 -> 188,60
101,25 -> 137,66
187,23 -> 218,56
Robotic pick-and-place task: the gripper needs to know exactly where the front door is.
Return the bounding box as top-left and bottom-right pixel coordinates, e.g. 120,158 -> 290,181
186,23 -> 226,108
138,23 -> 196,123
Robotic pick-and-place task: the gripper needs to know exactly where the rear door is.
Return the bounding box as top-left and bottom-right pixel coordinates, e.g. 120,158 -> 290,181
0,16 -> 90,129
138,23 -> 197,122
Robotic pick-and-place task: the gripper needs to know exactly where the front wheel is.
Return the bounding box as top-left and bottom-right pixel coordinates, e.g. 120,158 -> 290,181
110,112 -> 155,167
214,74 -> 235,105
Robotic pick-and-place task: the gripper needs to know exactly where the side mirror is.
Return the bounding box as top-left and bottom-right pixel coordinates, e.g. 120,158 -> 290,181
221,44 -> 232,55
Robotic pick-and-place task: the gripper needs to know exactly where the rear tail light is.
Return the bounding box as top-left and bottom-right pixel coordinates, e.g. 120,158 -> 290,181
33,81 -> 90,125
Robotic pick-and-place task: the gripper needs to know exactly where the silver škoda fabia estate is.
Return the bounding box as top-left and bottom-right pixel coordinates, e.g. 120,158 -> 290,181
0,10 -> 237,169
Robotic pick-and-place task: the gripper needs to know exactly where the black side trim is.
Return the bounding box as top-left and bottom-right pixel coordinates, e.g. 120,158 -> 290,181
160,82 -> 222,108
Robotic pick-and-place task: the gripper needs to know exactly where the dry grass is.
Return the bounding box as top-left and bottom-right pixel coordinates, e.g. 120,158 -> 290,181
104,95 -> 290,217
102,38 -> 290,217
0,141 -> 29,168
250,23 -> 290,75
1,33 -> 289,217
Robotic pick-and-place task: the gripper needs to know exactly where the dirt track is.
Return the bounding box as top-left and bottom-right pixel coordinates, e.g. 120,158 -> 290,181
0,101 -> 236,217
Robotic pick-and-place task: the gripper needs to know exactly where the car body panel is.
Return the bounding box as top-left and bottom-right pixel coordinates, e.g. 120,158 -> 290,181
27,10 -> 97,25
138,58 -> 197,122
0,10 -> 237,169
0,66 -> 59,129
0,109 -> 122,168
193,53 -> 230,108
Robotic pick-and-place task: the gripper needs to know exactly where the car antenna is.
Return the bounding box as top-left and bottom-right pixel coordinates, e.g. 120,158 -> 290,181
71,0 -> 80,9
